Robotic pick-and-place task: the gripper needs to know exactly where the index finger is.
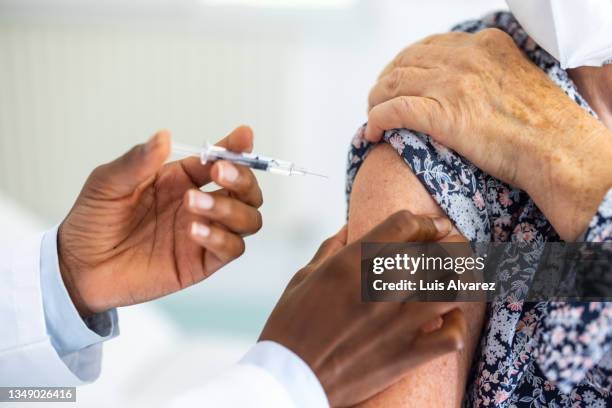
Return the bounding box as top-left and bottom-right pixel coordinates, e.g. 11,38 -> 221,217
409,308 -> 467,356
179,125 -> 254,187
378,43 -> 453,83
361,210 -> 452,243
368,66 -> 435,112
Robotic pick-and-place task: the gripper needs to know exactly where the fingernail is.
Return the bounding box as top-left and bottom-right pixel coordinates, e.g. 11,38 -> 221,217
219,162 -> 239,183
191,222 -> 210,238
432,217 -> 452,234
189,191 -> 214,210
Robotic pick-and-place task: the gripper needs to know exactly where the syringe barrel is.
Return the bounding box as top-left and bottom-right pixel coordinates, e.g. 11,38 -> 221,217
266,160 -> 296,176
202,144 -> 271,170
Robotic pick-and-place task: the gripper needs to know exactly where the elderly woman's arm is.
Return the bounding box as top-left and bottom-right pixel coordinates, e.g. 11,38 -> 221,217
365,28 -> 612,241
348,143 -> 485,407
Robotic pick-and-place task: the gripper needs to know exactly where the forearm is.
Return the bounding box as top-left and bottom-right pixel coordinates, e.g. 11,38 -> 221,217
525,122 -> 612,241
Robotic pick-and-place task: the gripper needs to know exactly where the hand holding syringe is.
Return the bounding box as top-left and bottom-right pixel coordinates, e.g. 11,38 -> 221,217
172,142 -> 327,178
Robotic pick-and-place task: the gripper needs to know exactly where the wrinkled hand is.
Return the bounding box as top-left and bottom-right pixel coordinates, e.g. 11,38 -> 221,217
365,29 -> 612,240
260,211 -> 467,407
59,126 -> 263,316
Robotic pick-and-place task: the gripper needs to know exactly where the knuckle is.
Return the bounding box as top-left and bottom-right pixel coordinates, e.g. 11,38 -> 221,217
320,236 -> 334,250
252,210 -> 263,232
239,170 -> 255,191
455,74 -> 474,93
422,100 -> 439,129
393,96 -> 412,118
220,198 -> 235,219
235,239 -> 246,257
476,28 -> 511,46
420,33 -> 443,45
396,44 -> 424,67
321,234 -> 341,253
472,44 -> 489,60
390,51 -> 405,69
289,268 -> 309,287
90,164 -> 107,179
406,216 -> 422,233
384,68 -> 403,97
391,210 -> 414,227
394,45 -> 416,67
254,188 -> 264,208
182,190 -> 194,209
450,31 -> 470,40
423,31 -> 469,45
225,235 -> 246,259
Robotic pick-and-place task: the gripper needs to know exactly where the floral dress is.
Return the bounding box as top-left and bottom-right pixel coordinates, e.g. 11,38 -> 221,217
346,11 -> 612,408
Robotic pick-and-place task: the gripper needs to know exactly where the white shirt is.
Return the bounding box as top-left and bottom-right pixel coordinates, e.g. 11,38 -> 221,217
0,227 -> 329,408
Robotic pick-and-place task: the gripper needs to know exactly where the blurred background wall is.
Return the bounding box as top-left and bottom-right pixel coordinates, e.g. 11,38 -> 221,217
0,0 -> 505,405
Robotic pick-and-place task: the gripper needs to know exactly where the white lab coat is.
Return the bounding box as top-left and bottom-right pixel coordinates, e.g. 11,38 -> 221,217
0,233 -> 327,408
0,233 -> 101,386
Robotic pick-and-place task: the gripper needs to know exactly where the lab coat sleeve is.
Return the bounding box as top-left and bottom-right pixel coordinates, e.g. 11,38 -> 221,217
169,341 -> 329,408
0,227 -> 118,386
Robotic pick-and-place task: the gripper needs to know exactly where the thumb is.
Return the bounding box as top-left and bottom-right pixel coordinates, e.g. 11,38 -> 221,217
364,96 -> 442,142
362,211 -> 452,243
90,130 -> 171,197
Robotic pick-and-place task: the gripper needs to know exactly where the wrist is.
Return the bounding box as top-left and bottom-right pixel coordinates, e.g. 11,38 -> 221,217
526,123 -> 612,240
57,224 -> 95,317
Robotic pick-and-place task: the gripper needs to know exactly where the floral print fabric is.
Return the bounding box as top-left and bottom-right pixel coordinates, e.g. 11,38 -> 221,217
346,11 -> 612,407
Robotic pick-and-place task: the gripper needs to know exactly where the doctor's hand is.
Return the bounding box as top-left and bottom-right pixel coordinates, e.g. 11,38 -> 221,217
365,29 -> 612,241
58,126 -> 263,317
260,211 -> 467,407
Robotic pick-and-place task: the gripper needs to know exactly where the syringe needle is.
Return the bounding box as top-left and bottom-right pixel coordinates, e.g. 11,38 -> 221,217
303,170 -> 329,179
293,167 -> 328,178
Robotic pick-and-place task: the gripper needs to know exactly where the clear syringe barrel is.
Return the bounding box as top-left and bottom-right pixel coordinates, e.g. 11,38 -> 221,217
202,144 -> 298,175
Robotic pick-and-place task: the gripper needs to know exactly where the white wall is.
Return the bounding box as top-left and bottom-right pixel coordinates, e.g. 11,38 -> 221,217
0,0 -> 506,338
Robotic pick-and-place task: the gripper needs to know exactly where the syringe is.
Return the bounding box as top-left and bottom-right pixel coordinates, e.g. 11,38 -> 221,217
172,142 -> 328,178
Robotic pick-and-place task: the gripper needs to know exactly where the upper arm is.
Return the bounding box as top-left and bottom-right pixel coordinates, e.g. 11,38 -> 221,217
348,143 -> 485,407
348,143 -> 449,242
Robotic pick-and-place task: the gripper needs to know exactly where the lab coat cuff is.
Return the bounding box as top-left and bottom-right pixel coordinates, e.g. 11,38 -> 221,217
40,225 -> 119,356
240,340 -> 329,408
